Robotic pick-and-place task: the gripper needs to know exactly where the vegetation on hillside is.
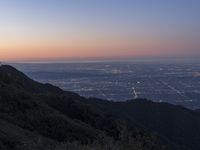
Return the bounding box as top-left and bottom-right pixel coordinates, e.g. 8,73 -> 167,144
0,65 -> 199,150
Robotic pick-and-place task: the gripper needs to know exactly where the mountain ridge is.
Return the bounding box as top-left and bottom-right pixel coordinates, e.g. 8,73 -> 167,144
0,65 -> 200,150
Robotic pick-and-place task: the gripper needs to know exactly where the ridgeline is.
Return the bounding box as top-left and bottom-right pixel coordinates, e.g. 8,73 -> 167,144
0,65 -> 199,150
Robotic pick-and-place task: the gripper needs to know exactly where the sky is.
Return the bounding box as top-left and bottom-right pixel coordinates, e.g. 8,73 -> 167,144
0,0 -> 199,61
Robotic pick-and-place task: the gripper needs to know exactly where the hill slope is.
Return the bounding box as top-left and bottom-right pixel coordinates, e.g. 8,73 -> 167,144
0,65 -> 169,149
87,98 -> 200,150
0,65 -> 200,149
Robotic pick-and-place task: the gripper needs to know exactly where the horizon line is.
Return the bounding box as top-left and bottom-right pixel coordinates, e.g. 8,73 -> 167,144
3,56 -> 200,64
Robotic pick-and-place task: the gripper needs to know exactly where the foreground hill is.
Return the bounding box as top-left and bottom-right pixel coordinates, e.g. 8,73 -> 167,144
87,98 -> 200,150
0,65 -> 200,149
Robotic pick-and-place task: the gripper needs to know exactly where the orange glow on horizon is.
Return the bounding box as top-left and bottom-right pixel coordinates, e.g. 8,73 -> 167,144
0,33 -> 199,61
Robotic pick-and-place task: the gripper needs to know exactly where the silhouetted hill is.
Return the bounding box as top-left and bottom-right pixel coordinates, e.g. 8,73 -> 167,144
0,65 -> 200,149
0,65 -> 66,94
87,98 -> 200,150
0,65 -> 169,150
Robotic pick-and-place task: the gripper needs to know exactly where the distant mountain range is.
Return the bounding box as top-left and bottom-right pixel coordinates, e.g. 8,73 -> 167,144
0,65 -> 200,150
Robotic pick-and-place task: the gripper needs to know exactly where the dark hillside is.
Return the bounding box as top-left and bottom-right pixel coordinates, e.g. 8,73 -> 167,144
1,65 -> 200,149
0,65 -> 64,94
0,65 -> 170,150
87,98 -> 200,150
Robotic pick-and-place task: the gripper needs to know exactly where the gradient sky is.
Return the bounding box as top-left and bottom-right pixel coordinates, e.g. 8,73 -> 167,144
0,0 -> 200,61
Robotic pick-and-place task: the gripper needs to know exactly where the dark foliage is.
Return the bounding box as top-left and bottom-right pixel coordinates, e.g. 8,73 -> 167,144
0,65 -> 199,150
